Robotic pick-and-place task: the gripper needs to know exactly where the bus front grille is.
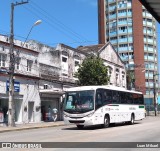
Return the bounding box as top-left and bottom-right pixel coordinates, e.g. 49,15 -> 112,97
69,120 -> 85,123
70,117 -> 83,119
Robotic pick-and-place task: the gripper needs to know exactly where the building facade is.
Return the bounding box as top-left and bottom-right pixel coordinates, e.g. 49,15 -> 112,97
98,0 -> 159,104
77,42 -> 126,87
0,35 -> 41,123
0,35 -> 126,124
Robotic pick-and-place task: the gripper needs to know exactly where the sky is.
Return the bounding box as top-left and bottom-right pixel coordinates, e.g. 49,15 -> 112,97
0,0 -> 98,48
0,0 -> 160,63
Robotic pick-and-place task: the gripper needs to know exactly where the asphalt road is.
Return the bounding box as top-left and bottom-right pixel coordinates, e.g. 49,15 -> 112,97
0,116 -> 160,151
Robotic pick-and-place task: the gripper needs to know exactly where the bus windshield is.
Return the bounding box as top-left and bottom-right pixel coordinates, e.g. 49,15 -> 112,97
64,90 -> 95,113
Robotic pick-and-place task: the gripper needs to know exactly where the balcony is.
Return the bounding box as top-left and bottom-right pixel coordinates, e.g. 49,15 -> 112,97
39,64 -> 60,80
118,38 -> 128,43
109,14 -> 117,20
118,12 -> 127,17
108,0 -> 116,3
59,77 -> 76,83
109,31 -> 117,36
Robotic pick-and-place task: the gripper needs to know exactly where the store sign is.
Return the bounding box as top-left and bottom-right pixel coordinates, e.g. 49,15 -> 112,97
6,81 -> 20,92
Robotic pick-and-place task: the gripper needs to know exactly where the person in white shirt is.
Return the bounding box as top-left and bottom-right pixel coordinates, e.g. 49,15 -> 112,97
52,108 -> 58,122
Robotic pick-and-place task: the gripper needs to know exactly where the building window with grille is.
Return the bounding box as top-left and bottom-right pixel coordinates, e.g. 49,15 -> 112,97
74,60 -> 80,72
62,57 -> 67,62
15,58 -> 21,70
27,60 -> 33,72
0,54 -> 6,67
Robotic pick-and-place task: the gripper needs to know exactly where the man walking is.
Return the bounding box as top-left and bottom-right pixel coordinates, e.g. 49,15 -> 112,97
52,108 -> 58,122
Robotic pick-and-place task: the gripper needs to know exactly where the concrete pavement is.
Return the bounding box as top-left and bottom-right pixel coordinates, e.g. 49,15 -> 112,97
0,121 -> 65,133
0,114 -> 159,133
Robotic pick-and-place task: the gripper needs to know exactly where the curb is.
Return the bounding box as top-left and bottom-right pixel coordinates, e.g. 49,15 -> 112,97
0,123 -> 65,133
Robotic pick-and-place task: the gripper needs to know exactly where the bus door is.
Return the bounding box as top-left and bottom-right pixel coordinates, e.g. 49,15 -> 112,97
95,89 -> 103,124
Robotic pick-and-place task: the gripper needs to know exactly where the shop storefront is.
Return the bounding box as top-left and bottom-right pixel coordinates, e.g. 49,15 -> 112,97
40,89 -> 64,122
0,94 -> 23,123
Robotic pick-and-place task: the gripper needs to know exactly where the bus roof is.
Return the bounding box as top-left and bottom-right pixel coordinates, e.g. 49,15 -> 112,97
65,85 -> 143,94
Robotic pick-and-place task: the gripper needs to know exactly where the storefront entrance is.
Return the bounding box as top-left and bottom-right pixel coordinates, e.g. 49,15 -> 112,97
15,99 -> 22,123
0,98 -> 8,123
0,97 -> 22,123
28,102 -> 34,122
41,98 -> 59,122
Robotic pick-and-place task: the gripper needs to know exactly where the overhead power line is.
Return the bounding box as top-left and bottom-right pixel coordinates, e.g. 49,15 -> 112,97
30,1 -> 89,42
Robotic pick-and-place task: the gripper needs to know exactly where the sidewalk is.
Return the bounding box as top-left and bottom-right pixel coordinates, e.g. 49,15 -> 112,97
0,121 -> 65,133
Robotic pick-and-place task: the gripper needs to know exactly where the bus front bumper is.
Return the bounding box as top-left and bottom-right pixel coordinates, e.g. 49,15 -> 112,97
63,116 -> 94,126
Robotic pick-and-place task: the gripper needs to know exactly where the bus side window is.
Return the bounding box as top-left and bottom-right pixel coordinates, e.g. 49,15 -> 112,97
138,94 -> 144,104
112,91 -> 119,104
103,90 -> 112,105
120,92 -> 127,104
96,93 -> 102,109
127,93 -> 133,104
133,94 -> 139,104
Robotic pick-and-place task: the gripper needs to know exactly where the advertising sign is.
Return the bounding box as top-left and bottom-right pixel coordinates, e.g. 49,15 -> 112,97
6,81 -> 20,92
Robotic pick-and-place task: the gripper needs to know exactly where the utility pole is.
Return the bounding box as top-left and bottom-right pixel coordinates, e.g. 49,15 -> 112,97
153,72 -> 159,116
8,1 -> 28,127
153,73 -> 156,116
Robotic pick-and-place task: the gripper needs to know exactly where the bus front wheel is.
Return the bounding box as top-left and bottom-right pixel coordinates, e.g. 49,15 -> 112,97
102,115 -> 110,128
77,125 -> 84,129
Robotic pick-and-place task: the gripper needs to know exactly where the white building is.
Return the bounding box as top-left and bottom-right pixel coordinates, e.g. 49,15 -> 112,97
77,42 -> 126,87
0,35 -> 126,124
0,35 -> 41,123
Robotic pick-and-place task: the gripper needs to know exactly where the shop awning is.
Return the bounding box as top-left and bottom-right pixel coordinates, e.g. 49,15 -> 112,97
39,89 -> 64,95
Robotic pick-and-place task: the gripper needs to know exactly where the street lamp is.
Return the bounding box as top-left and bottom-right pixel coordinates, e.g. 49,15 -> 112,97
22,20 -> 42,47
8,1 -> 42,127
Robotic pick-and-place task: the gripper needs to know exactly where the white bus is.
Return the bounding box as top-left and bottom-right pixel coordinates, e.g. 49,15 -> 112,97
63,85 -> 145,129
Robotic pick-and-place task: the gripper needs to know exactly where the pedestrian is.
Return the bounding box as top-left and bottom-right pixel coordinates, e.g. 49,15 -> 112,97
48,105 -> 52,121
52,108 -> 58,122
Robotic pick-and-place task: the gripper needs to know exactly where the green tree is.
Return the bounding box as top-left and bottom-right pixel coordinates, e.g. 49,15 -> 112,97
75,55 -> 110,86
126,69 -> 135,90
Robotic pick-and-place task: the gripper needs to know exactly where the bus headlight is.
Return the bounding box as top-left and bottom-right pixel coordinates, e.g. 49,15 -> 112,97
86,112 -> 94,117
63,113 -> 70,117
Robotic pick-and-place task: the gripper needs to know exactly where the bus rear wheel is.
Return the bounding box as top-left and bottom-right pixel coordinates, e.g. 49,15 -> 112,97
129,114 -> 134,125
102,115 -> 110,128
77,125 -> 84,129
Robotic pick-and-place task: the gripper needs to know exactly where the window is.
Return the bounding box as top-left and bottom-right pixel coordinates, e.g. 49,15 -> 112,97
75,61 -> 79,67
74,60 -> 80,72
120,35 -> 127,39
0,54 -> 6,67
112,91 -> 120,104
119,44 -> 128,48
27,60 -> 33,72
118,10 -> 127,13
62,56 -> 68,74
15,58 -> 21,70
96,89 -> 103,109
119,18 -> 127,22
120,92 -> 127,104
122,75 -> 125,87
133,94 -> 143,104
108,66 -> 113,75
119,26 -> 127,31
62,57 -> 67,62
126,93 -> 133,104
103,90 -> 112,104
